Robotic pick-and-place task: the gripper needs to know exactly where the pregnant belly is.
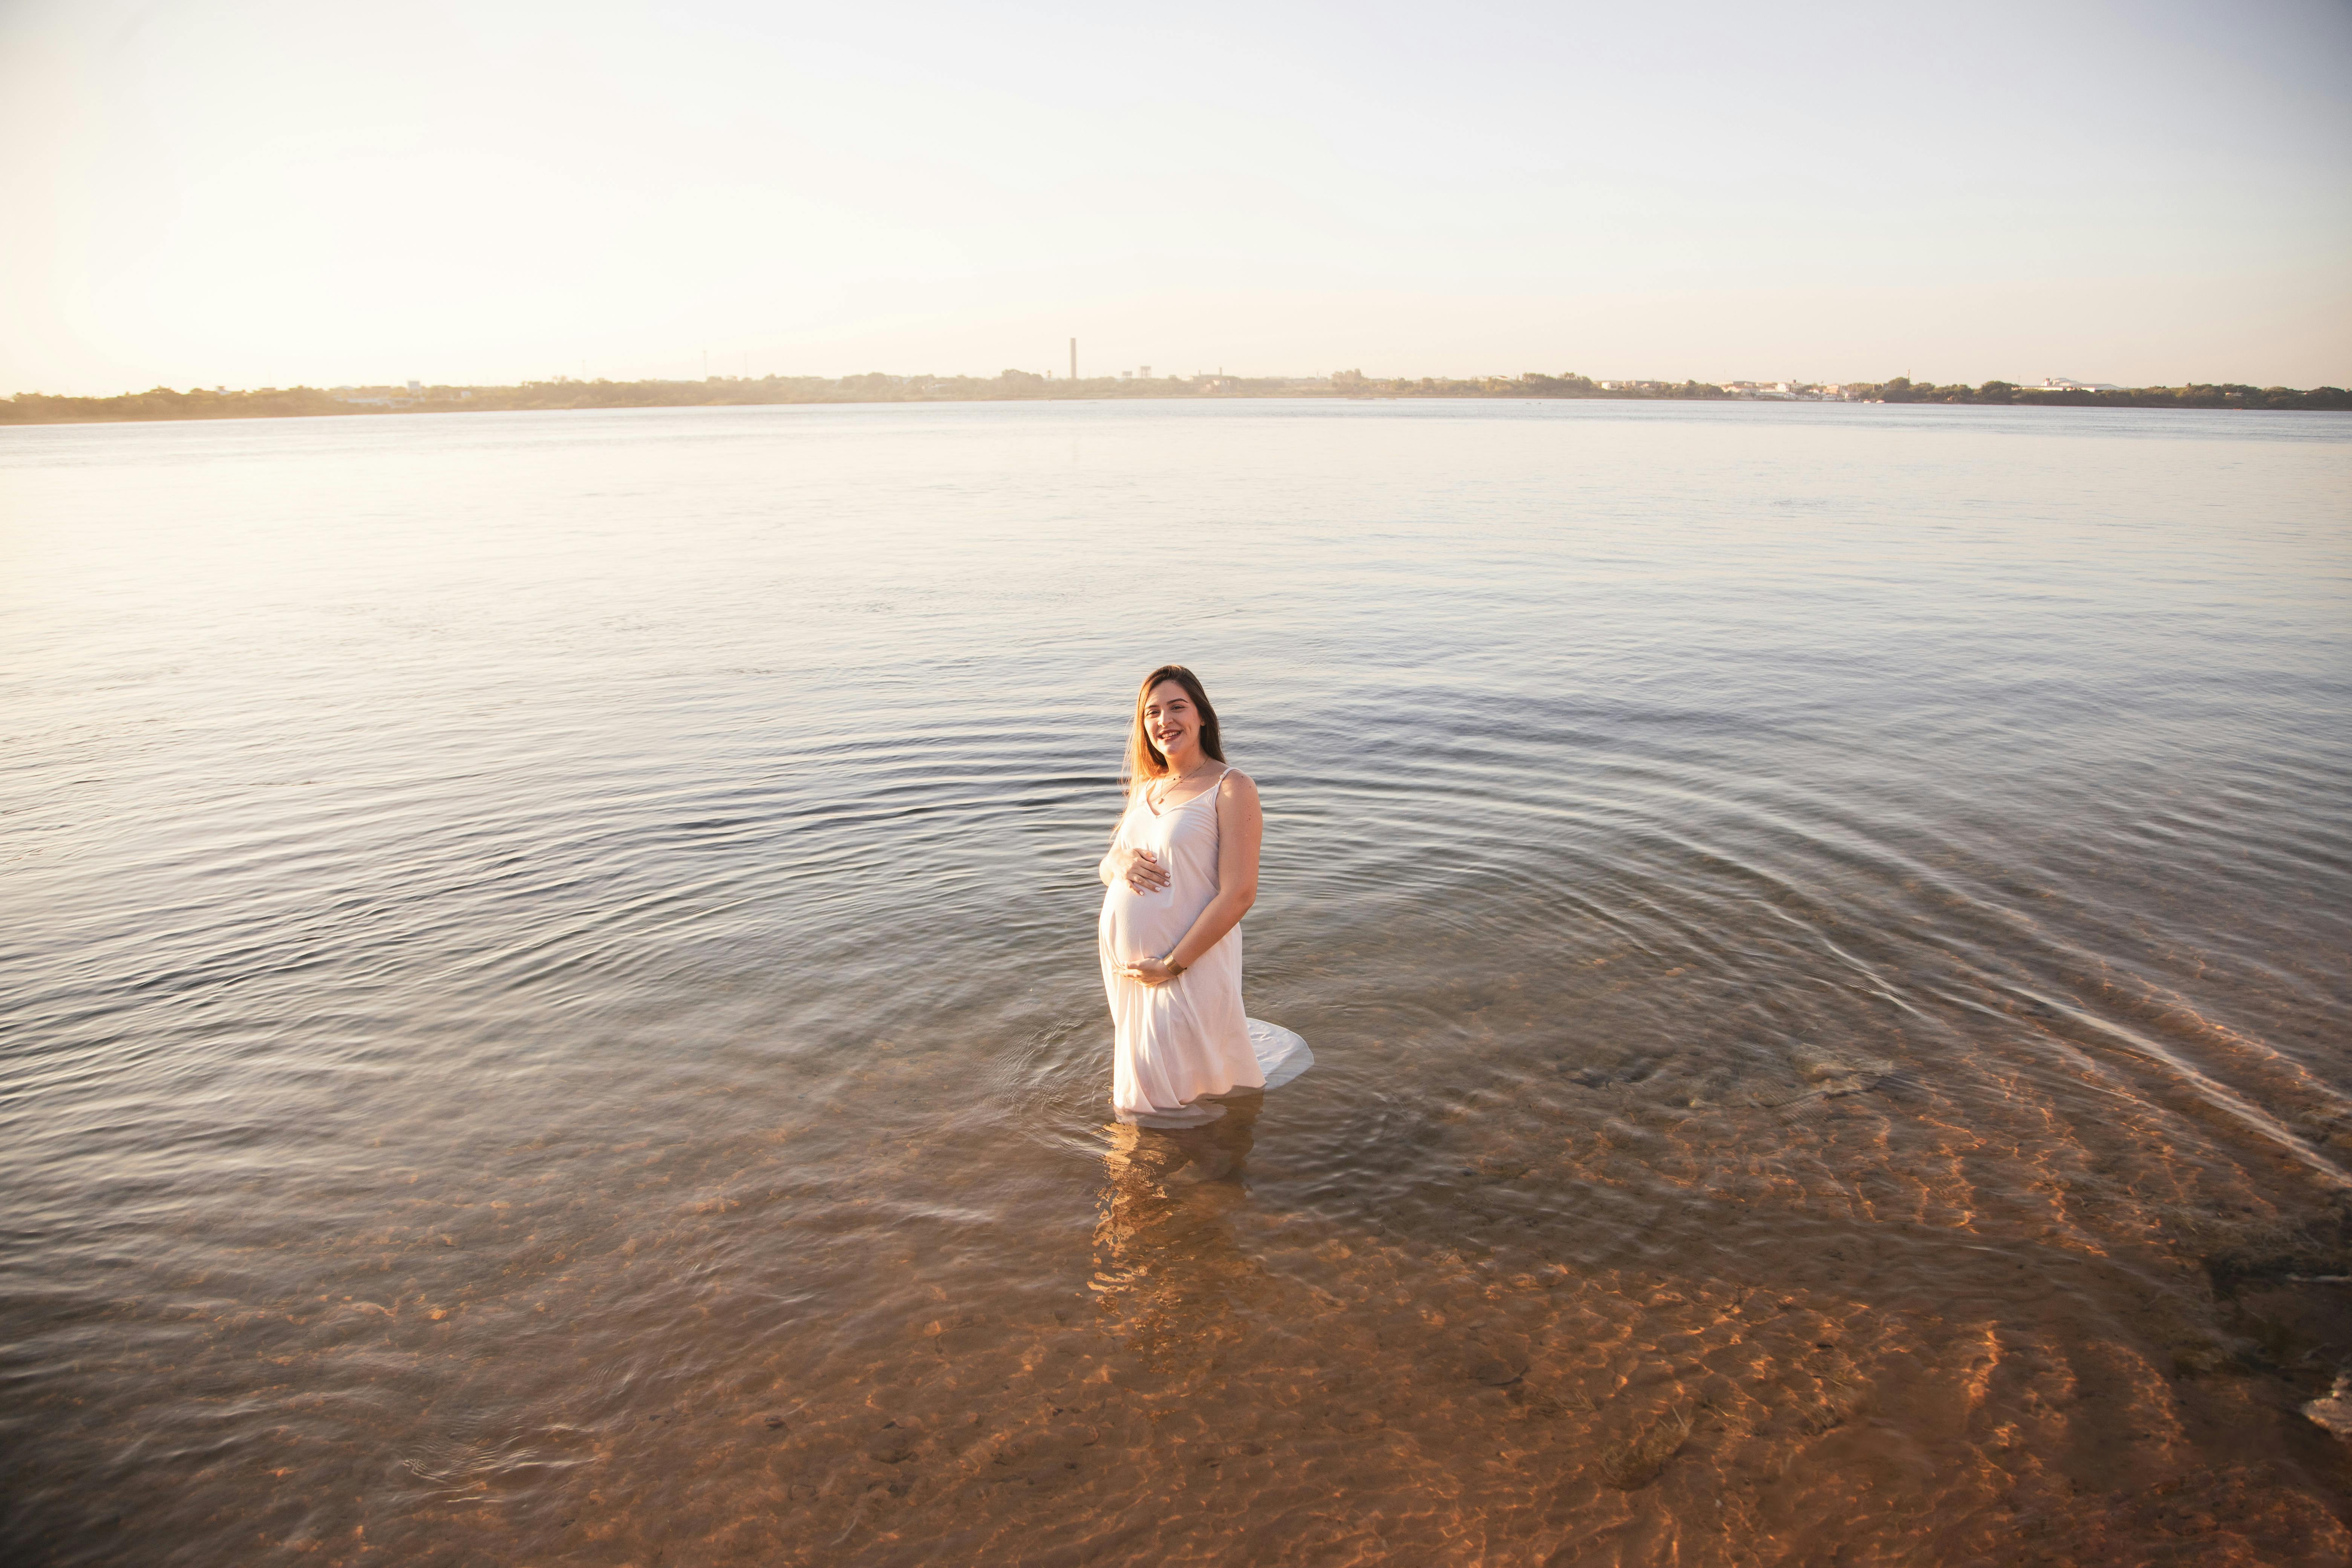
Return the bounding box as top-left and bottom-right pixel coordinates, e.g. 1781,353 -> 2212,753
1100,883 -> 1194,964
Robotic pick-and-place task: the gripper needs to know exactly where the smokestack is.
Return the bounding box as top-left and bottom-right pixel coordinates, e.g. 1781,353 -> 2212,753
1070,338 -> 1077,382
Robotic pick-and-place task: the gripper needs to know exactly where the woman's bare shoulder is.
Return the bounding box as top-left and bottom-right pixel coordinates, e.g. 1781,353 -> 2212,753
1217,767 -> 1260,800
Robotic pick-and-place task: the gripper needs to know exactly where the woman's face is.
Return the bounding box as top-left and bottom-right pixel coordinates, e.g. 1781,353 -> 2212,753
1143,680 -> 1201,760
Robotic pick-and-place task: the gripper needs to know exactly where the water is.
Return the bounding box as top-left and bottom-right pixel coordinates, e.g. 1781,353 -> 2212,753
4,399 -> 2349,1565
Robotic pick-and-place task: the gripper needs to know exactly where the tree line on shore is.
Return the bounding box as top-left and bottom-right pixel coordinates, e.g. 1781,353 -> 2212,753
4,369 -> 2345,424
1840,377 -> 2349,410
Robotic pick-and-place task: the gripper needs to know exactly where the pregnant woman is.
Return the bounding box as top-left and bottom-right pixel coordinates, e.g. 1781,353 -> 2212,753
1098,665 -> 1310,1124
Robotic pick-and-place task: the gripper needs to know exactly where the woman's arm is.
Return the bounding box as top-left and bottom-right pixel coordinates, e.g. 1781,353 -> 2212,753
1130,772 -> 1260,979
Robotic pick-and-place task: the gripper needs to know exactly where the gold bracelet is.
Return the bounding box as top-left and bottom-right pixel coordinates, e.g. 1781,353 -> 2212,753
1161,955 -> 1187,977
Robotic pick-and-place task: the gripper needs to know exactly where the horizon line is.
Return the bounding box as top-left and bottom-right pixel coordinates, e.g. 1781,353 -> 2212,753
11,368 -> 2351,401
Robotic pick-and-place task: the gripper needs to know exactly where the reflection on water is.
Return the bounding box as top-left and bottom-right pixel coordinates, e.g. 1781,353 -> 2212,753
1093,1098 -> 1263,1364
2,399 -> 2349,1564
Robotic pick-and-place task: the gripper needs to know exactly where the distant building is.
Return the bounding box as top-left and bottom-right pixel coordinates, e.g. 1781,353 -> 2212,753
2039,377 -> 2122,391
1139,366 -> 1151,378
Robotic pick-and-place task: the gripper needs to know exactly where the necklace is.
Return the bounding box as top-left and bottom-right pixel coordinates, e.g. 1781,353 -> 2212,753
1152,762 -> 1208,807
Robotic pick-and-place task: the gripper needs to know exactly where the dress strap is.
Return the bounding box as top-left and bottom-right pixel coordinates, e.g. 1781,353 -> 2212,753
1175,766 -> 1231,808
1150,765 -> 1231,812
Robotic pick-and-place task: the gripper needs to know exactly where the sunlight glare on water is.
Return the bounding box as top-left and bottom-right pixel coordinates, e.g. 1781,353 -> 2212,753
3,398 -> 2350,1565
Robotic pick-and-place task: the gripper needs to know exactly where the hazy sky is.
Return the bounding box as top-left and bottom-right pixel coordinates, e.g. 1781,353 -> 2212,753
3,0 -> 2348,393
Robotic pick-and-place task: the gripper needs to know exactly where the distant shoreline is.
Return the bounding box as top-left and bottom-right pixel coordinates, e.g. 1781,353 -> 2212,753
4,371 -> 2346,426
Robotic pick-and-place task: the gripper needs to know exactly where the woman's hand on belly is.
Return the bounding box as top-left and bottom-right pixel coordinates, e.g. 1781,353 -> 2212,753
1120,954 -> 1184,988
1108,844 -> 1169,896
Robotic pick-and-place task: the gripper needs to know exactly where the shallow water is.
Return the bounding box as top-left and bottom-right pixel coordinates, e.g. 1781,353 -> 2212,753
3,398 -> 2350,1565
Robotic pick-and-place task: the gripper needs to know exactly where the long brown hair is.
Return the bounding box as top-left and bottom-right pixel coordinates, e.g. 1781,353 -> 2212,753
1122,664 -> 1224,793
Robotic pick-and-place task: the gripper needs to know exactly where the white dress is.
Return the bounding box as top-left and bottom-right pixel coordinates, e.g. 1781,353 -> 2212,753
1098,767 -> 1312,1122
